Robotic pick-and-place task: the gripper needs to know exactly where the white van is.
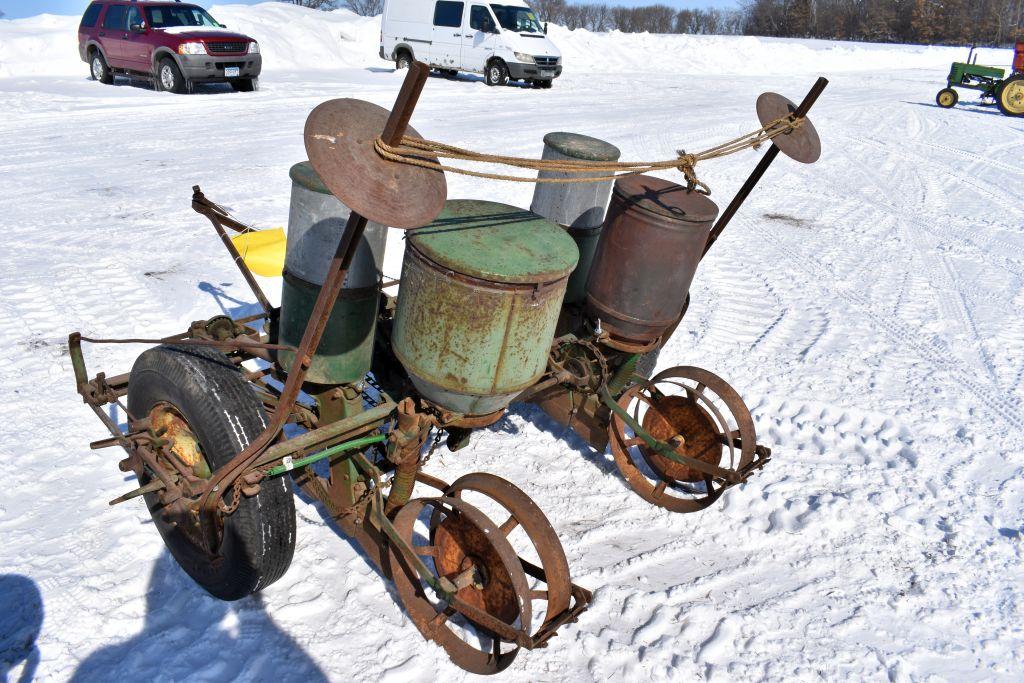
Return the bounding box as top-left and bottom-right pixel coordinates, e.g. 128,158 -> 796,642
379,0 -> 562,88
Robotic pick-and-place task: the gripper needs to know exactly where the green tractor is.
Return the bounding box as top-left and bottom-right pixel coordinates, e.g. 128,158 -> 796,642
936,42 -> 1024,117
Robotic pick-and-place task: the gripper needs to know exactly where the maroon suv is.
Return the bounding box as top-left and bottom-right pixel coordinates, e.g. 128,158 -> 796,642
78,1 -> 262,93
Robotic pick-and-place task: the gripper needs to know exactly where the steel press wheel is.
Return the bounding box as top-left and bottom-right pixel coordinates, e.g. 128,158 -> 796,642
996,75 -> 1024,117
936,88 -> 958,108
128,344 -> 296,600
389,496 -> 530,674
608,366 -> 757,513
440,473 -> 571,635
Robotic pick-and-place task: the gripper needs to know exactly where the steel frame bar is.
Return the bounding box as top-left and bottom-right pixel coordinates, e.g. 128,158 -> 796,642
702,76 -> 829,257
196,62 -> 433,546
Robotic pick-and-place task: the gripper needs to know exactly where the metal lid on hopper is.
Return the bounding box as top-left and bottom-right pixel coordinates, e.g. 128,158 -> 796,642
408,200 -> 579,284
543,132 -> 621,161
612,175 -> 719,223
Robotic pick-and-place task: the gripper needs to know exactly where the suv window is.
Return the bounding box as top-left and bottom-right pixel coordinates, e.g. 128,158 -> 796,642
433,1 -> 464,28
470,6 -> 495,32
126,5 -> 143,29
145,5 -> 221,29
80,2 -> 103,28
102,4 -> 127,30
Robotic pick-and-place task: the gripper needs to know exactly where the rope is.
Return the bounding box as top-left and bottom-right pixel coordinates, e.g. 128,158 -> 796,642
374,115 -> 803,194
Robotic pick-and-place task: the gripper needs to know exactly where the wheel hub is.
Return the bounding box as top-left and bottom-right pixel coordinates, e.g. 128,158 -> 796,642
433,510 -> 519,625
640,394 -> 722,482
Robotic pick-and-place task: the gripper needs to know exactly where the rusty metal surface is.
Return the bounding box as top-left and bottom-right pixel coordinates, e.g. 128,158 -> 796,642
608,365 -> 761,513
756,91 -> 822,164
391,203 -> 576,414
441,472 -> 571,631
639,394 -> 721,483
304,98 -> 446,229
389,496 -> 529,674
585,175 -> 718,345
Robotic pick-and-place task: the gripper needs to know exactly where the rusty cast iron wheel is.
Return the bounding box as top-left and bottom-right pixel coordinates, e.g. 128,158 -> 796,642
439,473 -> 572,633
389,496 -> 530,675
608,366 -> 757,513
756,91 -> 822,164
304,98 -> 447,229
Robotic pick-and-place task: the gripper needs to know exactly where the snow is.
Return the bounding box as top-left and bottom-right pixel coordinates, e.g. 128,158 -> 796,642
1,2 -> 1023,682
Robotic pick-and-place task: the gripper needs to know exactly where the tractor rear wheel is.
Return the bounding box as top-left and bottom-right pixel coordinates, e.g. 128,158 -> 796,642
936,88 -> 958,108
996,75 -> 1024,117
127,344 -> 296,600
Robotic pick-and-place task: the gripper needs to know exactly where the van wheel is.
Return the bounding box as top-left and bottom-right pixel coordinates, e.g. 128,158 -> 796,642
90,51 -> 113,85
158,57 -> 187,94
396,51 -> 412,70
485,60 -> 509,87
231,78 -> 257,92
127,344 -> 296,601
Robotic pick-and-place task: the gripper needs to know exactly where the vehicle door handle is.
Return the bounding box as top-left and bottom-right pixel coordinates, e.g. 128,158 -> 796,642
98,31 -> 105,36
464,34 -> 474,38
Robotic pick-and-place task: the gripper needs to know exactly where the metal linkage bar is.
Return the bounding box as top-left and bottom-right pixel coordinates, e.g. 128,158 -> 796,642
196,62 -> 432,545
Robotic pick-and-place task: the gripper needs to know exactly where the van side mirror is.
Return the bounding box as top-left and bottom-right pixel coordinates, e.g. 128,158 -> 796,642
544,22 -> 548,34
130,23 -> 145,33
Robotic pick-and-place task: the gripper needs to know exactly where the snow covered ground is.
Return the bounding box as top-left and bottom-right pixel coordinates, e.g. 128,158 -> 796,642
1,3 -> 1022,681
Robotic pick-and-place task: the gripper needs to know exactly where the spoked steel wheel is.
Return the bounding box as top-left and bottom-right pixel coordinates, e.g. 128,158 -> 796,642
608,366 -> 759,513
440,473 -> 572,636
389,496 -> 530,674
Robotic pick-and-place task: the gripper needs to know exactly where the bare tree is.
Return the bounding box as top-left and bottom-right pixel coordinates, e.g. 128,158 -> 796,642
344,0 -> 383,15
277,0 -> 339,9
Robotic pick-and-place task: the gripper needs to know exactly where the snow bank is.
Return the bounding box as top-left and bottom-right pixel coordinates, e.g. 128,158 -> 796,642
0,1 -> 1013,79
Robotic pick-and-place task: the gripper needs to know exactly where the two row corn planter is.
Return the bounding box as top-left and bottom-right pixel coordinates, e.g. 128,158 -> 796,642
69,63 -> 825,674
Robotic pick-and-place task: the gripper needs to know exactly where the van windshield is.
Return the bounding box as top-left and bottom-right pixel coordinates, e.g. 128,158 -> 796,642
489,5 -> 543,33
145,5 -> 222,29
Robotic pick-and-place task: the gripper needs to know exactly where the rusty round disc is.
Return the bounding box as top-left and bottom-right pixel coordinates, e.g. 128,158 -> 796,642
442,472 -> 572,631
304,98 -> 447,229
608,365 -> 758,513
388,497 -> 529,675
433,509 -> 521,626
640,394 -> 723,483
756,92 -> 822,164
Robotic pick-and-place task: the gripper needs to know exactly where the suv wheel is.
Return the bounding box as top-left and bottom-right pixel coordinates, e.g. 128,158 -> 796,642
158,57 -> 187,94
485,60 -> 509,87
90,51 -> 113,85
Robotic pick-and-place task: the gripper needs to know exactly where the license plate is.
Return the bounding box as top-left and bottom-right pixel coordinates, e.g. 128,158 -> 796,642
225,66 -> 240,78
539,69 -> 554,76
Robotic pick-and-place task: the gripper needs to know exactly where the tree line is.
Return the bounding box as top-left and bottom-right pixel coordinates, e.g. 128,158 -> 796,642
281,0 -> 1024,46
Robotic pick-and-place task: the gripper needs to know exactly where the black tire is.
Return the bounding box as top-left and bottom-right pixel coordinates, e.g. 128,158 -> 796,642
395,51 -> 412,70
90,50 -> 113,85
996,75 -> 1024,117
127,344 -> 296,600
231,78 -> 257,92
936,87 -> 958,108
540,79 -> 553,89
484,60 -> 509,87
157,57 -> 187,94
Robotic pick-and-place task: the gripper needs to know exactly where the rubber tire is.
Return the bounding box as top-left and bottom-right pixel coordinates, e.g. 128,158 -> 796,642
127,344 -> 296,601
936,88 -> 958,108
996,75 -> 1024,117
540,79 -> 553,89
90,51 -> 113,85
231,78 -> 257,92
485,60 -> 509,87
157,57 -> 187,94
396,51 -> 412,70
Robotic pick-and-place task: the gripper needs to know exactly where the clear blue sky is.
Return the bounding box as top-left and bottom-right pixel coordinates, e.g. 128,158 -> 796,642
0,0 -> 739,20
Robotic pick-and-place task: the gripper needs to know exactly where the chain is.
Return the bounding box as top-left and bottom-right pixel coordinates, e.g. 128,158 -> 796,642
420,427 -> 445,469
